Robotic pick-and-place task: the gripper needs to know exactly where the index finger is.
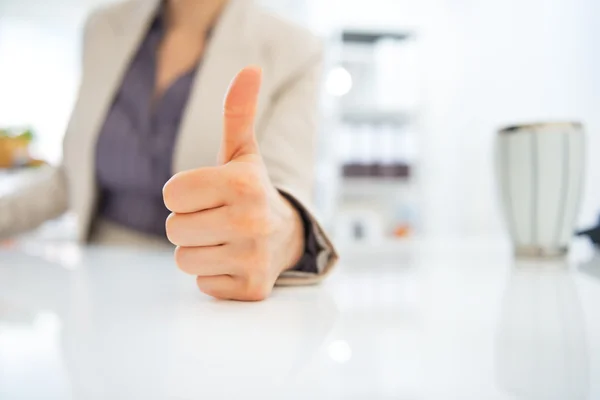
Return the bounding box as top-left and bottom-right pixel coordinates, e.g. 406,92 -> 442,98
163,166 -> 228,214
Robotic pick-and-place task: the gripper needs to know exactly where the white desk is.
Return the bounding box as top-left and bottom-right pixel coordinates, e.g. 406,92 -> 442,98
1,238 -> 599,400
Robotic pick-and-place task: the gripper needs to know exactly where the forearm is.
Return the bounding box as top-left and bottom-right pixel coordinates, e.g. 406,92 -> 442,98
0,166 -> 69,239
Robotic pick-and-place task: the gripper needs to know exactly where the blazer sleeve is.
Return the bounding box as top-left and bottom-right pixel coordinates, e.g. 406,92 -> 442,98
0,166 -> 69,240
256,46 -> 338,285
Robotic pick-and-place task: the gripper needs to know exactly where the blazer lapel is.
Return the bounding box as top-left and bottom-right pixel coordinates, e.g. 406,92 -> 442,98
173,0 -> 263,173
74,0 -> 160,239
83,0 -> 160,153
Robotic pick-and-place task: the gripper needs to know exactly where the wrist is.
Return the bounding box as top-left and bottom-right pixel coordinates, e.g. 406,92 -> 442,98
275,193 -> 305,273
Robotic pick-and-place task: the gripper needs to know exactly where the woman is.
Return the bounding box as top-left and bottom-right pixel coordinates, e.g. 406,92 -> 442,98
0,0 -> 336,300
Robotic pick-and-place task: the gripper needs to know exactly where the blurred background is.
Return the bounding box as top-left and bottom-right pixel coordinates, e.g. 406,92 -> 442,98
1,0 -> 599,247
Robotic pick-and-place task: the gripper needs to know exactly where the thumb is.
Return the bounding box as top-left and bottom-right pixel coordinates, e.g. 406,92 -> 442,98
220,65 -> 263,164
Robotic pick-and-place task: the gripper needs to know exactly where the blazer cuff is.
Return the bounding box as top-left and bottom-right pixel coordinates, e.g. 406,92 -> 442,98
275,188 -> 338,286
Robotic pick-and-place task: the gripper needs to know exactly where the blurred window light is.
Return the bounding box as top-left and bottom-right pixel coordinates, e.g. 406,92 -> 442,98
326,66 -> 353,97
328,339 -> 352,363
33,312 -> 62,336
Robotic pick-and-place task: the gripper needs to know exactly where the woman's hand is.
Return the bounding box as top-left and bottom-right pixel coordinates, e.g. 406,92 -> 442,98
163,66 -> 305,301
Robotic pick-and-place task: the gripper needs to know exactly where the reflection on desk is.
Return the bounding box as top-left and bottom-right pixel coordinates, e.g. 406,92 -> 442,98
1,239 -> 599,399
496,260 -> 589,400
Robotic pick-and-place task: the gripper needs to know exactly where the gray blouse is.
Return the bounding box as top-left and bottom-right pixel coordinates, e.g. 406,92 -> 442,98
96,13 -> 191,236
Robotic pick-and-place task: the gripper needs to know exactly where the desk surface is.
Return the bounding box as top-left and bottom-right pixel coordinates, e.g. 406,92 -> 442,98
1,238 -> 599,400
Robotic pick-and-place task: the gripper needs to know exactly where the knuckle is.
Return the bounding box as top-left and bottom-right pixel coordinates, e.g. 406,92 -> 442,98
224,102 -> 251,119
173,246 -> 192,274
165,213 -> 179,244
230,167 -> 265,200
242,280 -> 272,301
162,174 -> 183,211
231,174 -> 259,197
196,277 -> 220,299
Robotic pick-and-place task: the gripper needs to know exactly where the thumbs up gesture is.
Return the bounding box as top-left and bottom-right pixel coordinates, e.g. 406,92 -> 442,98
163,66 -> 305,301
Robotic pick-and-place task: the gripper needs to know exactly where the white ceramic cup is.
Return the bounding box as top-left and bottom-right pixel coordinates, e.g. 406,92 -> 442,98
496,122 -> 585,257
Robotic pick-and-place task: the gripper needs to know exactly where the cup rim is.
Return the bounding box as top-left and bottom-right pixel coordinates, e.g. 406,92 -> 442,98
498,121 -> 583,134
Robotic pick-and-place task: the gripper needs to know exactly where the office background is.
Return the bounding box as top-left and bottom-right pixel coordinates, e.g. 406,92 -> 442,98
1,0 -> 598,243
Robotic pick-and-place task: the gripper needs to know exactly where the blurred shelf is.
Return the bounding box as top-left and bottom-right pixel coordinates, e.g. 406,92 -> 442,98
341,176 -> 414,184
341,109 -> 411,125
342,163 -> 412,179
342,30 -> 413,44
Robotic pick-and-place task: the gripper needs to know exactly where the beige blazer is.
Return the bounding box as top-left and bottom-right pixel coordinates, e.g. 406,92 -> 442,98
0,0 -> 336,283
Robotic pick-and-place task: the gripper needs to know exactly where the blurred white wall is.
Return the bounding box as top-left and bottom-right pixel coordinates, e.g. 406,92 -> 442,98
417,0 -> 600,236
1,0 -> 598,236
296,0 -> 600,236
